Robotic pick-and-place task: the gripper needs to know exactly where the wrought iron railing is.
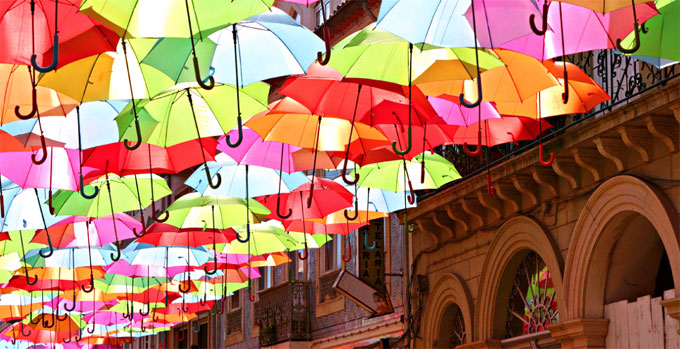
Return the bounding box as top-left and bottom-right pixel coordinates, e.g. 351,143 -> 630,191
254,281 -> 312,346
436,51 -> 679,185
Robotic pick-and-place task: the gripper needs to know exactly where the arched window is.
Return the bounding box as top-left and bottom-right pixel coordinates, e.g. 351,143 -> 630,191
437,303 -> 466,348
505,252 -> 559,338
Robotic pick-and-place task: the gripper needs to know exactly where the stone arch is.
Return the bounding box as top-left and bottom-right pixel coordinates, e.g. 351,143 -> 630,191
422,273 -> 474,348
475,216 -> 564,340
563,175 -> 680,320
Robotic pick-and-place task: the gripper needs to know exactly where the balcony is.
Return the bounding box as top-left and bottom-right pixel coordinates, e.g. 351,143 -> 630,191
254,281 -> 312,347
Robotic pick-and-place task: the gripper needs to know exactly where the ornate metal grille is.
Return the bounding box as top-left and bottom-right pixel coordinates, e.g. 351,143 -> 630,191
505,252 -> 558,338
449,304 -> 466,348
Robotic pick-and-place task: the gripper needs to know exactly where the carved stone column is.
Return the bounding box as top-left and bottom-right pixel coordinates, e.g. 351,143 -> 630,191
548,319 -> 609,349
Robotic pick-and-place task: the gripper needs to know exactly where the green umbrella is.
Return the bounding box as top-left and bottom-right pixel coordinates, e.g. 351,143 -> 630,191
329,24 -> 504,86
79,0 -> 274,39
52,175 -> 171,217
52,174 -> 171,261
620,0 -> 679,61
353,152 -> 461,192
164,194 -> 270,230
115,84 -> 269,147
220,223 -> 298,256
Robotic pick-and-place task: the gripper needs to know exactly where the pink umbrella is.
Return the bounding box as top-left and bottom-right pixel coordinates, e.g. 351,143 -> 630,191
32,214 -> 142,249
0,146 -> 80,213
504,0 -> 658,61
429,97 -> 501,126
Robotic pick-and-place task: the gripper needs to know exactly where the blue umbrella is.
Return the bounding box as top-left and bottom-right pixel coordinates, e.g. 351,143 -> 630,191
209,7 -> 325,86
184,154 -> 309,197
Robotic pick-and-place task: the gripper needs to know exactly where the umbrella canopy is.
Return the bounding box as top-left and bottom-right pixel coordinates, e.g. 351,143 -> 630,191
32,214 -> 142,248
184,153 -> 309,197
209,7 -> 324,86
449,116 -> 552,147
0,0 -> 119,68
353,152 -> 461,192
328,24 -> 504,85
79,0 -> 274,39
51,174 -> 171,217
375,0 -> 542,48
220,223 -> 299,255
163,193 -> 270,230
0,64 -> 78,125
257,177 -> 354,220
620,0 -> 679,62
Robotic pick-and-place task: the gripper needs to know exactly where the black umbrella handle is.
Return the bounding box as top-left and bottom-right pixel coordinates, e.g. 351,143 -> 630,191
31,0 -> 59,72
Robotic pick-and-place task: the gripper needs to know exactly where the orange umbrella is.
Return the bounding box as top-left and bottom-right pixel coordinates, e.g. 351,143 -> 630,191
417,49 -> 560,104
493,60 -> 611,118
1,64 -> 78,124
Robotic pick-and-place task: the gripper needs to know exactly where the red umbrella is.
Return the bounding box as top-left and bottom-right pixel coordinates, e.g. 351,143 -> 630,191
279,63 -> 437,173
136,223 -> 235,247
0,0 -> 119,69
32,214 -> 142,248
81,138 -> 218,180
257,177 -> 354,221
448,116 -> 552,147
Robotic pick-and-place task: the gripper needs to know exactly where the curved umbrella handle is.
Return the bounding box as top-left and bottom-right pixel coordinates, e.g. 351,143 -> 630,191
276,196 -> 292,219
217,298 -> 225,315
539,143 -> 555,166
64,296 -> 76,312
39,234 -> 54,258
616,20 -> 643,54
364,231 -> 376,250
406,180 -> 416,205
31,134 -> 48,165
21,322 -> 31,337
74,333 -> 81,343
86,320 -> 95,334
205,166 -> 222,189
43,313 -> 55,328
199,296 -> 206,306
48,190 -> 55,215
153,309 -> 159,322
237,217 -> 250,243
459,75 -> 482,108
31,35 -> 59,72
179,279 -> 191,293
204,258 -> 218,275
193,55 -> 215,90
79,174 -> 99,199
139,304 -> 150,316
151,200 -> 169,222
30,312 -> 41,325
225,117 -> 244,148
297,241 -> 308,260
343,198 -> 358,221
14,86 -> 38,120
110,241 -> 121,262
248,290 -> 255,302
487,174 -> 495,196
131,219 -> 146,238
25,272 -> 38,285
529,0 -> 549,36
561,67 -> 569,104
317,26 -> 332,65
404,213 -> 415,233
81,274 -> 95,293
191,319 -> 201,333
391,124 -> 412,155
140,317 -> 147,332
181,298 -> 190,313
341,156 -> 359,185
463,129 -> 482,157
56,311 -> 68,321
342,243 -> 352,262
123,336 -> 133,344
507,132 -> 519,146
124,107 -> 142,151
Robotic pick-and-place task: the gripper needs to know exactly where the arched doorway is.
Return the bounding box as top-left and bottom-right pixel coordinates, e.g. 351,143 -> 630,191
421,273 -> 473,348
